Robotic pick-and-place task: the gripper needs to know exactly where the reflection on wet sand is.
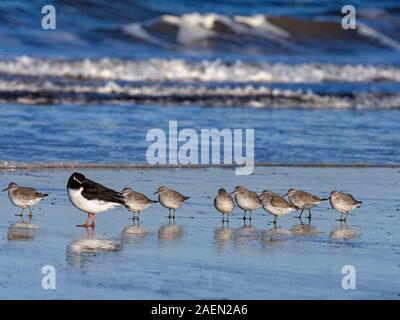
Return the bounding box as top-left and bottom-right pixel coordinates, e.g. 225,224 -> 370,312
214,222 -> 232,249
234,220 -> 257,245
261,225 -> 291,245
67,228 -> 121,266
290,220 -> 319,237
121,219 -> 148,244
7,217 -> 38,241
330,222 -> 357,240
122,220 -> 148,237
68,238 -> 120,253
158,219 -> 183,240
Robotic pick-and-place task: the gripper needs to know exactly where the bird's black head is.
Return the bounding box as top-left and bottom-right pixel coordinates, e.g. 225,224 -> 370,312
67,172 -> 86,190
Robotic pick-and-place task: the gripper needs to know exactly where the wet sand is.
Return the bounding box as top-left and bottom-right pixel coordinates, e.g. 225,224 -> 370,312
0,167 -> 398,299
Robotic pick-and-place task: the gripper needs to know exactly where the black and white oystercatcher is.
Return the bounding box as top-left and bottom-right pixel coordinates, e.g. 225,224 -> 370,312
67,172 -> 125,228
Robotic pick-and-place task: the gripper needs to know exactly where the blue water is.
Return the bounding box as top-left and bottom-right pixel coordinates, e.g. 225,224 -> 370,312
0,0 -> 400,164
1,0 -> 399,62
0,104 -> 398,165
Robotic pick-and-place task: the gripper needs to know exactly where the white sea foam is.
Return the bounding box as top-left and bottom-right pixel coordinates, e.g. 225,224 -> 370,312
234,14 -> 290,39
1,57 -> 399,108
164,13 -> 216,44
1,56 -> 400,83
1,77 -> 400,109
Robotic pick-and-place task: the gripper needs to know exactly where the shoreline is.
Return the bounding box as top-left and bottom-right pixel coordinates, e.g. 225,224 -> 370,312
0,166 -> 398,299
1,162 -> 400,170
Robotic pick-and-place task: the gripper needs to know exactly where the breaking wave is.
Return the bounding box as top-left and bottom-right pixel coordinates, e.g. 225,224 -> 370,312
122,13 -> 400,53
1,56 -> 400,83
0,56 -> 399,109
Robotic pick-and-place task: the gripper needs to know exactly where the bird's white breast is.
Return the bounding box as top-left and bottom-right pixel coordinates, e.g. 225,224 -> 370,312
235,194 -> 260,211
9,191 -> 42,208
126,202 -> 150,212
215,196 -> 234,214
263,202 -> 294,216
159,194 -> 182,209
330,198 -> 357,213
68,188 -> 121,214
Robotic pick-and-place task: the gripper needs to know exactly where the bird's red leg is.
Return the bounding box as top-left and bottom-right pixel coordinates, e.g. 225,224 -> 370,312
76,213 -> 92,227
91,213 -> 96,228
85,226 -> 95,237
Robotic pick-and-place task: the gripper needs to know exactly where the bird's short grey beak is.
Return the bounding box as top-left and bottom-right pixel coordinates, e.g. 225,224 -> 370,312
2,187 -> 9,192
153,190 -> 160,195
229,191 -> 235,194
282,193 -> 288,197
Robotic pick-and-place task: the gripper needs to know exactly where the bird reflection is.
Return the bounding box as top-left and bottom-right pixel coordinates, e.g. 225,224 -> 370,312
121,219 -> 148,244
290,219 -> 319,237
330,222 -> 357,240
234,220 -> 257,245
214,221 -> 232,249
67,227 -> 121,267
158,218 -> 183,240
261,224 -> 291,245
7,216 -> 38,241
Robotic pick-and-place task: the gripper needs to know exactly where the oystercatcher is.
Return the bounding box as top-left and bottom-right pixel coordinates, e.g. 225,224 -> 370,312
67,172 -> 125,228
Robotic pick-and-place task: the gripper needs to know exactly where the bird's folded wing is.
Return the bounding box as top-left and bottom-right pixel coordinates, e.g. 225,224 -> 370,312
271,196 -> 292,208
342,193 -> 360,205
82,179 -> 125,203
15,187 -> 42,200
174,191 -> 189,201
249,191 -> 261,203
131,191 -> 153,204
303,192 -> 321,203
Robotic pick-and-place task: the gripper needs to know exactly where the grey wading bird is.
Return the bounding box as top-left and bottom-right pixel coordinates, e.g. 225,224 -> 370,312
3,182 -> 48,217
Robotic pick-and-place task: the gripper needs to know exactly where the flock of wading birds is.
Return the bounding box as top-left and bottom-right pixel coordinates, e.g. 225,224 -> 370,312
2,172 -> 363,228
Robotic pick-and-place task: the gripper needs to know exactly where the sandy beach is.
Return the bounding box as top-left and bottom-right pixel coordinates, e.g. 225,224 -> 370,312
0,166 -> 398,299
